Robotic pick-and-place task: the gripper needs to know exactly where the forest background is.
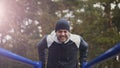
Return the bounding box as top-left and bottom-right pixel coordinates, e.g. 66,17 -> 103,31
0,0 -> 120,68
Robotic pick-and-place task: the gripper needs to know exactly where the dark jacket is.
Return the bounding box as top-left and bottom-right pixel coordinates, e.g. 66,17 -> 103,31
37,31 -> 88,68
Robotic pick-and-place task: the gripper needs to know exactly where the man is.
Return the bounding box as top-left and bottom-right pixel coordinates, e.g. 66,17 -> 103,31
37,19 -> 88,68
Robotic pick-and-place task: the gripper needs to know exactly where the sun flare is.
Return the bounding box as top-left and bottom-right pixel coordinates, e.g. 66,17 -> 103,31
0,4 -> 5,19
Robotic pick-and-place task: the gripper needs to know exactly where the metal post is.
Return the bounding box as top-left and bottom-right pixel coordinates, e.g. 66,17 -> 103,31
0,48 -> 42,68
33,61 -> 42,68
84,43 -> 120,68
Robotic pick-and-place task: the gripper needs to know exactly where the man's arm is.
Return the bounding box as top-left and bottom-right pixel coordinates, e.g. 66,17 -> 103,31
79,37 -> 88,68
37,36 -> 47,68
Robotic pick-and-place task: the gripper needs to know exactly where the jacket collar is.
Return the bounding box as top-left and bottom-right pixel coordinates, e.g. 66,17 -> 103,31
50,30 -> 70,44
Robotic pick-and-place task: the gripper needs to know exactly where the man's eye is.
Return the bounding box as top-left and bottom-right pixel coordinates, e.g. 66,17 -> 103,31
64,31 -> 67,33
58,31 -> 62,33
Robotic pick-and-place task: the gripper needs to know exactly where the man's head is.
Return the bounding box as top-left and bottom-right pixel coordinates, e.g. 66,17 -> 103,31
55,19 -> 70,43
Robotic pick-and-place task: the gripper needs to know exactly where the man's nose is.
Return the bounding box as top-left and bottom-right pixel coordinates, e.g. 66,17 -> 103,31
61,32 -> 65,35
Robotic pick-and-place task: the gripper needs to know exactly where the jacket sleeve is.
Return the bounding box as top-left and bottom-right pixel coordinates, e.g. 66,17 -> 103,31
37,36 -> 48,68
79,36 -> 88,67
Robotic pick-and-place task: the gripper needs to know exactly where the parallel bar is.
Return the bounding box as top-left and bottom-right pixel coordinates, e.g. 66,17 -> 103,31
84,43 -> 120,68
0,48 -> 41,68
1,43 -> 120,68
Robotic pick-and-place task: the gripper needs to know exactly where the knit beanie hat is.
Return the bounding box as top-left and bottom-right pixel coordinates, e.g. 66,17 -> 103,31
55,19 -> 70,32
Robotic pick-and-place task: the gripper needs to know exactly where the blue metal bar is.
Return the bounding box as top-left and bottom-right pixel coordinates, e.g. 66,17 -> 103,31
0,48 -> 42,68
1,43 -> 120,68
83,43 -> 120,68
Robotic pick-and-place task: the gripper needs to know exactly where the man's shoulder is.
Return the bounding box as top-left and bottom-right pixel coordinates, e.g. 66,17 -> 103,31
70,34 -> 81,40
70,34 -> 80,37
70,34 -> 81,48
46,32 -> 55,47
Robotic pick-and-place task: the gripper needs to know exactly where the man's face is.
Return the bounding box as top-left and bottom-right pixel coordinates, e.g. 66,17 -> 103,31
56,29 -> 70,43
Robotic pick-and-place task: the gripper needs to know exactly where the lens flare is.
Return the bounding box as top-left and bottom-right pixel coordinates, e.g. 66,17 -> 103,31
0,3 -> 6,20
0,3 -> 6,31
